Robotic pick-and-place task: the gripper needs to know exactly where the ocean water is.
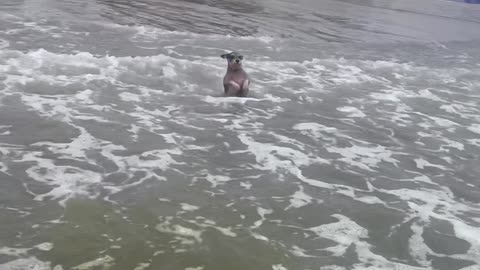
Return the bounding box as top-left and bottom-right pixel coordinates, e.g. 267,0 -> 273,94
1,0 -> 480,269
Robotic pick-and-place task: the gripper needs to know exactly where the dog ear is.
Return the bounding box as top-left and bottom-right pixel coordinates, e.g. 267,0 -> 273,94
221,54 -> 227,59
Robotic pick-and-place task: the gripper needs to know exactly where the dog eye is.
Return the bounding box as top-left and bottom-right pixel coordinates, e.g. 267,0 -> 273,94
238,56 -> 243,60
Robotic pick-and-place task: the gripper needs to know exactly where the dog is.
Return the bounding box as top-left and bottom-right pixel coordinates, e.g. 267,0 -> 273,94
221,52 -> 250,97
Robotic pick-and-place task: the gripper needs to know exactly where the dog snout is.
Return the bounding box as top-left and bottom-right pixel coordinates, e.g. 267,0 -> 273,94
235,59 -> 240,63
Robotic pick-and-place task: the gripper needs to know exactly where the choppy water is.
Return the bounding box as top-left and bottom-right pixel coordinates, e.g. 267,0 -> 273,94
1,0 -> 480,269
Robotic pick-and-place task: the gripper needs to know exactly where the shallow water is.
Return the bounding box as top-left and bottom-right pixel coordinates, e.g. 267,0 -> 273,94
1,0 -> 480,269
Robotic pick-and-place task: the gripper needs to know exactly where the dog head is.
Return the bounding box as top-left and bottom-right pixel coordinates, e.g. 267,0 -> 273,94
221,51 -> 244,71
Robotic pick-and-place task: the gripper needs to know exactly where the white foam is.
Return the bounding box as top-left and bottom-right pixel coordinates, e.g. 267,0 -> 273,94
408,223 -> 431,266
0,246 -> 29,256
414,158 -> 447,170
440,138 -> 464,151
440,104 -> 469,115
320,266 -> 347,270
180,203 -> 199,212
262,94 -> 290,103
22,22 -> 59,33
22,152 -> 103,205
310,214 -> 432,269
467,124 -> 480,135
111,23 -> 274,43
34,127 -> 119,159
185,267 -> 204,270
27,120 -> 182,202
272,264 -> 288,270
74,89 -> 94,104
212,226 -> 237,237
418,89 -> 444,102
129,106 -> 177,128
119,92 -> 141,102
309,214 -> 368,256
108,148 -> 182,175
290,245 -> 316,257
327,144 -> 397,172
352,195 -> 389,206
0,49 -> 201,102
251,233 -> 269,241
0,125 -> 12,136
155,217 -> 202,243
337,106 -> 366,118
412,175 -> 434,184
128,124 -> 141,141
449,219 -> 480,260
162,64 -> 177,78
194,173 -> 231,188
203,92 -> 289,105
285,186 -> 315,210
0,257 -> 52,270
468,139 -> 480,147
35,242 -> 53,251
238,133 -> 330,187
354,241 -> 430,270
373,182 -> 480,266
72,255 -> 115,270
2,37 -> 479,270
292,122 -> 337,141
134,262 -> 151,270
367,60 -> 414,70
153,250 -> 165,256
252,207 -> 273,229
430,116 -> 458,128
370,91 -> 402,102
240,181 -> 252,190
155,215 -> 238,250
329,64 -> 376,84
459,266 -> 480,270
0,39 -> 9,49
203,95 -> 256,105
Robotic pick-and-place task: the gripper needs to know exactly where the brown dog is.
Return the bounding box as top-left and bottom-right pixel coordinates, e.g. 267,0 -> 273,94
221,52 -> 250,97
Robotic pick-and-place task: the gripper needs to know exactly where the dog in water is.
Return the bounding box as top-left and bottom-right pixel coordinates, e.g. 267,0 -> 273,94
221,51 -> 250,97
